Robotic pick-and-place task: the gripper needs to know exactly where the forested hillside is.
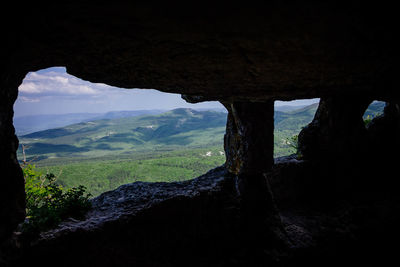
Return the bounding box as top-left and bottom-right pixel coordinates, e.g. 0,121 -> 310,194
17,102 -> 384,196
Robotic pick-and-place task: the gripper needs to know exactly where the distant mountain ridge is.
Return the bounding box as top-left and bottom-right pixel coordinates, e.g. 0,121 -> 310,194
15,106 -> 295,136
18,108 -> 228,160
14,110 -> 167,135
14,108 -> 228,136
17,102 -> 386,161
90,110 -> 166,120
363,101 -> 385,118
274,103 -> 319,132
274,105 -> 309,112
14,113 -> 101,136
16,102 -> 387,197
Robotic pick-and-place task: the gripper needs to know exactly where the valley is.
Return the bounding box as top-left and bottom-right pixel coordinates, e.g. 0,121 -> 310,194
17,101 -> 384,196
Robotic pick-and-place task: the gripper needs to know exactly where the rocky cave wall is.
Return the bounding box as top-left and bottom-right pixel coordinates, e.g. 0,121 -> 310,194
1,1 -> 399,265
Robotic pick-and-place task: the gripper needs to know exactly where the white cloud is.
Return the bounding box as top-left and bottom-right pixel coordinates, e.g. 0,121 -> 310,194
14,67 -> 225,117
19,82 -> 41,94
19,96 -> 40,103
52,76 -> 69,84
18,70 -> 109,96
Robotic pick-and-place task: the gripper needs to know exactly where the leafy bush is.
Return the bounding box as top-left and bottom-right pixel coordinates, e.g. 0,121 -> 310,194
363,114 -> 378,127
22,164 -> 92,236
284,134 -> 302,158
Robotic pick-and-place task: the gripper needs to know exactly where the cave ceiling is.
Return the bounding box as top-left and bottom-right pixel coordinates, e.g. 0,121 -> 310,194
3,1 -> 398,102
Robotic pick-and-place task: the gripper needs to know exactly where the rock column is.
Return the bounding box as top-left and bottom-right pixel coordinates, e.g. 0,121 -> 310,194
224,101 -> 274,175
0,72 -> 26,243
367,101 -> 400,152
296,95 -> 375,194
364,101 -> 400,189
298,96 -> 371,161
223,100 -> 287,248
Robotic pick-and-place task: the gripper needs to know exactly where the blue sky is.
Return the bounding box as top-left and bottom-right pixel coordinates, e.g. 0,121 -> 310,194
14,67 -> 319,117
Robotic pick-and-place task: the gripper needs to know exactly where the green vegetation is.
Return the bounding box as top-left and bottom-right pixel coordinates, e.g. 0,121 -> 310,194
36,147 -> 226,196
16,107 -> 318,197
363,101 -> 385,126
284,134 -> 301,158
18,109 -> 228,197
363,101 -> 385,119
364,115 -> 374,126
13,110 -> 166,135
18,109 -> 226,160
17,102 -> 385,198
22,164 -> 91,235
273,103 -> 318,157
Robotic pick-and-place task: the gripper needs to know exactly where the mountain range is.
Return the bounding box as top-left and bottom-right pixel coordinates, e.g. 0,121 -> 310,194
17,101 -> 385,161
13,110 -> 167,135
17,101 -> 385,196
14,108 -> 229,135
18,108 -> 227,160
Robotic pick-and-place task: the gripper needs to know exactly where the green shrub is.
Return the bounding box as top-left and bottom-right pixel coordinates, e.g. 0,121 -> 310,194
364,115 -> 373,126
22,164 -> 92,236
285,134 -> 302,158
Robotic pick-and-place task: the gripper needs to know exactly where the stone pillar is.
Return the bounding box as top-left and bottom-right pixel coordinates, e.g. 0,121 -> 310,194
223,101 -> 274,175
0,72 -> 26,243
366,101 -> 400,177
367,101 -> 400,150
223,100 -> 287,247
298,96 -> 371,161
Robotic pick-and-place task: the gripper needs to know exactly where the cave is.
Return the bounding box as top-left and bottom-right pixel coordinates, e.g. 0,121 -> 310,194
1,2 -> 399,266
13,67 -> 227,196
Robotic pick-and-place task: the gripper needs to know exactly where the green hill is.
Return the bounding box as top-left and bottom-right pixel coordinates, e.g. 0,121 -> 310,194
273,103 -> 319,157
274,103 -> 319,131
363,101 -> 385,118
18,102 -> 385,196
19,108 -> 227,161
19,102 -> 385,161
18,109 -> 229,196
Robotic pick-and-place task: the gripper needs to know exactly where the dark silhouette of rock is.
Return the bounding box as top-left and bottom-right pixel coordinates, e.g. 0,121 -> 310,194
11,167 -> 290,266
0,73 -> 26,243
1,1 -> 400,266
223,101 -> 274,175
298,96 -> 371,161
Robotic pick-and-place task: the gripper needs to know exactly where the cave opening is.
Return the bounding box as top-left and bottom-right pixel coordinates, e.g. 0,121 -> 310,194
13,67 -> 227,197
362,100 -> 386,127
273,98 -> 319,158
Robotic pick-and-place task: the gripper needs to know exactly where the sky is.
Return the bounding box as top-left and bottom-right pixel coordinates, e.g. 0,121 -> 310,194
14,67 -> 319,117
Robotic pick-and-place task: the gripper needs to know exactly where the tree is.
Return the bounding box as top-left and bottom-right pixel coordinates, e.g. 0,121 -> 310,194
21,164 -> 92,237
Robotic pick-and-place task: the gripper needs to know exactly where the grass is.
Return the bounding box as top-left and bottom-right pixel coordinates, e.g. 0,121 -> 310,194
36,146 -> 226,196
